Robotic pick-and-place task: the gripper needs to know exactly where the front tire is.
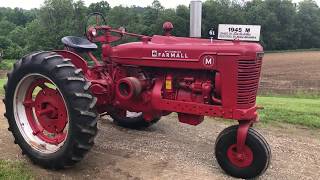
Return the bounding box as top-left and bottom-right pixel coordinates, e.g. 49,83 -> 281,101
3,51 -> 98,169
215,125 -> 271,179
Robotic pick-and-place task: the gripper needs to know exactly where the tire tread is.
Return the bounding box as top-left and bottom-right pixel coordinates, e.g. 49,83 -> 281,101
3,51 -> 98,169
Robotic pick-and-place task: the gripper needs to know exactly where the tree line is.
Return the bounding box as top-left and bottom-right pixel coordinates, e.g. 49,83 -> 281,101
0,0 -> 319,59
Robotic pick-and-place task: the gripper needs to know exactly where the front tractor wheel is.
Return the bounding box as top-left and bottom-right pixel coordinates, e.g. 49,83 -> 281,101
3,51 -> 98,169
215,125 -> 271,179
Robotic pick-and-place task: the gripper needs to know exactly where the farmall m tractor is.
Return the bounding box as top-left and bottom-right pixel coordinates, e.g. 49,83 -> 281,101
3,13 -> 270,179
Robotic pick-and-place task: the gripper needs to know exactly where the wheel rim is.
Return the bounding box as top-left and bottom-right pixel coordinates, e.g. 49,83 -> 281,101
226,144 -> 253,168
14,73 -> 69,154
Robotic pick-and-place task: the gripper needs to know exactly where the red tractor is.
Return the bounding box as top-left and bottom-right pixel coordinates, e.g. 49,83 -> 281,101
3,13 -> 270,179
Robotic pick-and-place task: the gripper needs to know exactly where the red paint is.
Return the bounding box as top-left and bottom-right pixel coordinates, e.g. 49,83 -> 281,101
163,21 -> 174,36
54,50 -> 89,73
58,22 -> 265,151
227,144 -> 253,168
178,113 -> 204,126
24,78 -> 68,144
236,121 -> 252,153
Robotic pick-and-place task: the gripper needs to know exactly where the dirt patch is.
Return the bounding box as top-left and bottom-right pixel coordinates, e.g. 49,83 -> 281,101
1,101 -> 320,179
260,51 -> 320,95
0,70 -> 8,79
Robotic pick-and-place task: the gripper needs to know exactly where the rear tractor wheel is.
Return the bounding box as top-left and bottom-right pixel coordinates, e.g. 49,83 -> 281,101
3,51 -> 98,169
215,125 -> 271,179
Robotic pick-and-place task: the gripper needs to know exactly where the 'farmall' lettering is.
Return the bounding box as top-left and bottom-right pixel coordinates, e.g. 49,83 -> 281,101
151,50 -> 189,59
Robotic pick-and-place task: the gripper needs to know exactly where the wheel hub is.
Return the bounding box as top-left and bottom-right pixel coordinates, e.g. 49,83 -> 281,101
227,144 -> 253,168
22,78 -> 68,145
34,88 -> 68,133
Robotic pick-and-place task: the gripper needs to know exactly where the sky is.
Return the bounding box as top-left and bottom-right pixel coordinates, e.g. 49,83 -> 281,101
0,0 -> 319,10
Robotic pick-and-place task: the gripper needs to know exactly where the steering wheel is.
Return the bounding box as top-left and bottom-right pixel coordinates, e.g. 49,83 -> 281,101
85,12 -> 107,42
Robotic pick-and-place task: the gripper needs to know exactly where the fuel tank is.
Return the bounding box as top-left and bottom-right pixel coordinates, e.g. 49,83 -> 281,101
110,35 -> 263,70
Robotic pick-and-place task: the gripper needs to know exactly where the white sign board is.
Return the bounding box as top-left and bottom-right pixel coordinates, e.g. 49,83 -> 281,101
218,24 -> 261,41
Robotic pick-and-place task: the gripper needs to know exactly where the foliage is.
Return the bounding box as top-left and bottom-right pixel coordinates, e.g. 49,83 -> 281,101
0,0 -> 320,59
0,59 -> 14,70
88,1 -> 110,14
296,0 -> 320,48
257,96 -> 320,128
0,36 -> 26,59
0,19 -> 16,35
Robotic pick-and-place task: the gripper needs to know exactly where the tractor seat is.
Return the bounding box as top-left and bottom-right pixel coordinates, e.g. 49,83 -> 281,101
61,36 -> 98,52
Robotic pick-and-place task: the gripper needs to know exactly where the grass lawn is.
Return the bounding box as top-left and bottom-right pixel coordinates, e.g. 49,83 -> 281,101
0,160 -> 33,179
257,96 -> 320,128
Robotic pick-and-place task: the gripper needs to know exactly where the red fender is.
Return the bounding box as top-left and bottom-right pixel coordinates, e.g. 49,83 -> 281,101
54,50 -> 89,73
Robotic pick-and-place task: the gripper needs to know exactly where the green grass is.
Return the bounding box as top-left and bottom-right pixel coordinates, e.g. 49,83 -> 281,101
259,91 -> 320,99
0,160 -> 33,179
257,96 -> 320,128
0,59 -> 15,70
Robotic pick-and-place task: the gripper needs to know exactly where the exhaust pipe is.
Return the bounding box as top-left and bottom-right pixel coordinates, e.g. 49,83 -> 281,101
190,0 -> 202,38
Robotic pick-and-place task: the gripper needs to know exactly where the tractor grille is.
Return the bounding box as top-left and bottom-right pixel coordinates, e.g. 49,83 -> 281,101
237,59 -> 262,108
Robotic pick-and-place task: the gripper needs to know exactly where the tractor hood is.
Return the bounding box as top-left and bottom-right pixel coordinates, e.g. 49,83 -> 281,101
111,35 -> 263,69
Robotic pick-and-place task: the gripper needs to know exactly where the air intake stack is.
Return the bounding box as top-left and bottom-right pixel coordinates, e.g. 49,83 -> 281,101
190,0 -> 202,37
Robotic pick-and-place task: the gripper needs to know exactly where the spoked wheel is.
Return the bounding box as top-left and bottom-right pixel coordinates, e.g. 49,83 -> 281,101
3,51 -> 98,169
110,110 -> 160,129
215,125 -> 271,179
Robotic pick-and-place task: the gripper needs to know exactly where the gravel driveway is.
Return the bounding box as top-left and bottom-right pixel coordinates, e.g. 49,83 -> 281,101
1,101 -> 320,180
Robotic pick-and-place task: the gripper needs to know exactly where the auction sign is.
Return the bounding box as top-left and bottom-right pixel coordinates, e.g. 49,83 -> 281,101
218,24 -> 261,41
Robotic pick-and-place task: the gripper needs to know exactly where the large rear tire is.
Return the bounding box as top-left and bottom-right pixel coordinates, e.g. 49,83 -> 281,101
3,51 -> 98,169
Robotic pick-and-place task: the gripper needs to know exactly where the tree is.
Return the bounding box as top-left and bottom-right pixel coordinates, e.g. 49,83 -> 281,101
244,0 -> 300,50
152,0 -> 164,11
88,1 -> 110,15
202,0 -> 246,38
0,36 -> 12,50
9,26 -> 28,47
25,19 -> 50,51
0,36 -> 24,59
176,5 -> 190,37
296,0 -> 320,48
0,19 -> 16,35
73,0 -> 88,36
